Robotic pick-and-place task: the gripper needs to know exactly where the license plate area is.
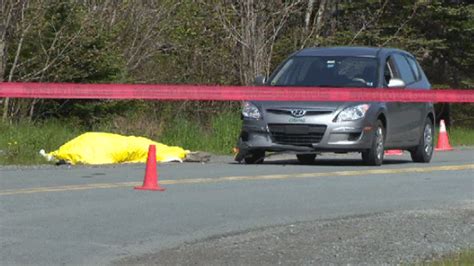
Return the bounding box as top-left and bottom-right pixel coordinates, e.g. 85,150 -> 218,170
267,124 -> 327,146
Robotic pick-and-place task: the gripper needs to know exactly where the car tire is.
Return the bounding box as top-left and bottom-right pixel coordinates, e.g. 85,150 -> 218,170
362,120 -> 385,166
296,154 -> 316,164
410,117 -> 434,163
244,151 -> 265,164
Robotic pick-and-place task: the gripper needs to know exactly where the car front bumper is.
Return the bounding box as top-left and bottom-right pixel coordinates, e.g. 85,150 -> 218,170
236,119 -> 376,156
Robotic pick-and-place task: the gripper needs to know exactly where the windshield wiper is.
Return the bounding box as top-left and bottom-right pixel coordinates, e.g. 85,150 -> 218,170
270,84 -> 358,88
314,84 -> 342,87
269,84 -> 338,87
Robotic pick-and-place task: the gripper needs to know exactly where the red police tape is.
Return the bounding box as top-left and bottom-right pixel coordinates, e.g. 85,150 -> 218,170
0,82 -> 473,102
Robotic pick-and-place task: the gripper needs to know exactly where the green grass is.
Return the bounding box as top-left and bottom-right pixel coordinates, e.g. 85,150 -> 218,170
0,120 -> 84,165
447,127 -> 474,146
1,115 -> 473,165
159,111 -> 242,154
414,249 -> 474,265
432,127 -> 474,148
0,112 -> 242,165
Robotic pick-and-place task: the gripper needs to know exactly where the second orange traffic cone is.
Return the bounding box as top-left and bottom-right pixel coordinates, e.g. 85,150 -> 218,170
435,119 -> 453,151
385,149 -> 403,156
134,145 -> 166,191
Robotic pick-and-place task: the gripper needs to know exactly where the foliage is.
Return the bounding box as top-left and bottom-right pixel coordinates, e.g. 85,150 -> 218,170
0,119 -> 83,164
0,0 -> 473,129
0,110 -> 242,165
3,115 -> 474,165
447,126 -> 474,146
414,249 -> 474,265
11,1 -> 125,83
151,2 -> 238,85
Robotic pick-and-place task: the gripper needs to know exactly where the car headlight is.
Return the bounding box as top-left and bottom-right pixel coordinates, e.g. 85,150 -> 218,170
242,101 -> 261,119
337,104 -> 370,122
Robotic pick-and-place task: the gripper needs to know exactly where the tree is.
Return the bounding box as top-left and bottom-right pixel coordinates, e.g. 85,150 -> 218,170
1,0 -> 29,121
215,0 -> 303,85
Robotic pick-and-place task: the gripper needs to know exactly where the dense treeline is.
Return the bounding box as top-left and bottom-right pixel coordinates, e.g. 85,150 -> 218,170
0,0 -> 473,126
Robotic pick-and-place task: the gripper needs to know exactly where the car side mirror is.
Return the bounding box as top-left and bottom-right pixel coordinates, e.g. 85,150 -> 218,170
254,75 -> 267,85
387,78 -> 406,88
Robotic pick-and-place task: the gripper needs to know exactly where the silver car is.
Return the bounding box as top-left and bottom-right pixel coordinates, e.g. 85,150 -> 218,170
235,47 -> 435,166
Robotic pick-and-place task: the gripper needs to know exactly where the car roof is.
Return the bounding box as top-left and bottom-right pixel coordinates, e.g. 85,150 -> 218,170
295,46 -> 408,58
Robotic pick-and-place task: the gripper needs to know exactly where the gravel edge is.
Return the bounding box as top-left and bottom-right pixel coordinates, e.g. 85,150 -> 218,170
115,202 -> 474,265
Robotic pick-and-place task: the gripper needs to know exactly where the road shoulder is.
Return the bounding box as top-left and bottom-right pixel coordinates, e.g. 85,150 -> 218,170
116,202 -> 474,265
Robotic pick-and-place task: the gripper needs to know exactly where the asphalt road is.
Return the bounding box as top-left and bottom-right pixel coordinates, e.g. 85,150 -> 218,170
0,149 -> 473,265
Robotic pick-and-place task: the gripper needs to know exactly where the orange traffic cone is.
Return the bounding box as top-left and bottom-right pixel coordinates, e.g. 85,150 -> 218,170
135,145 -> 166,191
435,119 -> 453,151
385,149 -> 403,156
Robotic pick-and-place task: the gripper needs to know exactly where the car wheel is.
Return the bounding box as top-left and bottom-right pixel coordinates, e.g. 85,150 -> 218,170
410,118 -> 434,163
296,154 -> 316,164
244,151 -> 265,164
362,120 -> 385,166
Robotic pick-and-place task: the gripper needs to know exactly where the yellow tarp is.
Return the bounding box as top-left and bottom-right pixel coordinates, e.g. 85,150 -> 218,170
41,132 -> 189,165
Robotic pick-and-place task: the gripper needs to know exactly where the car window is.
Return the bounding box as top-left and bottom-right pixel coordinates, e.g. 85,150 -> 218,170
384,57 -> 395,85
271,59 -> 295,85
392,54 -> 415,84
269,56 -> 378,88
405,55 -> 421,81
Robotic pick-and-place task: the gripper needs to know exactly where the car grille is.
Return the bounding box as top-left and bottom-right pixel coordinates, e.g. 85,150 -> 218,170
267,124 -> 327,146
266,109 -> 333,116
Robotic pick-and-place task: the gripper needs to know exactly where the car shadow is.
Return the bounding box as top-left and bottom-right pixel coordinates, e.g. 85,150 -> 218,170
244,158 -> 413,166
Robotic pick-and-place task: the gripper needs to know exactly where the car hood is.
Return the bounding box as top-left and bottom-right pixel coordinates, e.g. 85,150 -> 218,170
253,101 -> 348,112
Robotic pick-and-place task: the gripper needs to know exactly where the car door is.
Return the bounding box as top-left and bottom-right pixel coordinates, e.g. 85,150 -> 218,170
383,55 -> 405,146
391,53 -> 423,145
404,54 -> 430,145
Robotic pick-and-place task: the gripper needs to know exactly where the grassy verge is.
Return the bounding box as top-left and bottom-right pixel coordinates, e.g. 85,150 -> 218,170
0,120 -> 84,165
1,115 -> 473,165
447,127 -> 474,146
159,111 -> 242,154
0,111 -> 241,165
414,249 -> 474,265
431,127 -> 474,147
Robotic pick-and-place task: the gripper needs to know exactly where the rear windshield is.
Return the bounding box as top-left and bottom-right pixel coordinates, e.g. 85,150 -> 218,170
269,56 -> 378,88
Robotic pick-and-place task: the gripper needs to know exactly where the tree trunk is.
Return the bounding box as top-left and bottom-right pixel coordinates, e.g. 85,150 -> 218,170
0,22 -> 8,122
304,0 -> 316,33
314,0 -> 329,38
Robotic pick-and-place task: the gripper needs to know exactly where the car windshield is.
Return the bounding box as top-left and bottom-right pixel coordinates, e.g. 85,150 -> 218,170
269,56 -> 378,88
